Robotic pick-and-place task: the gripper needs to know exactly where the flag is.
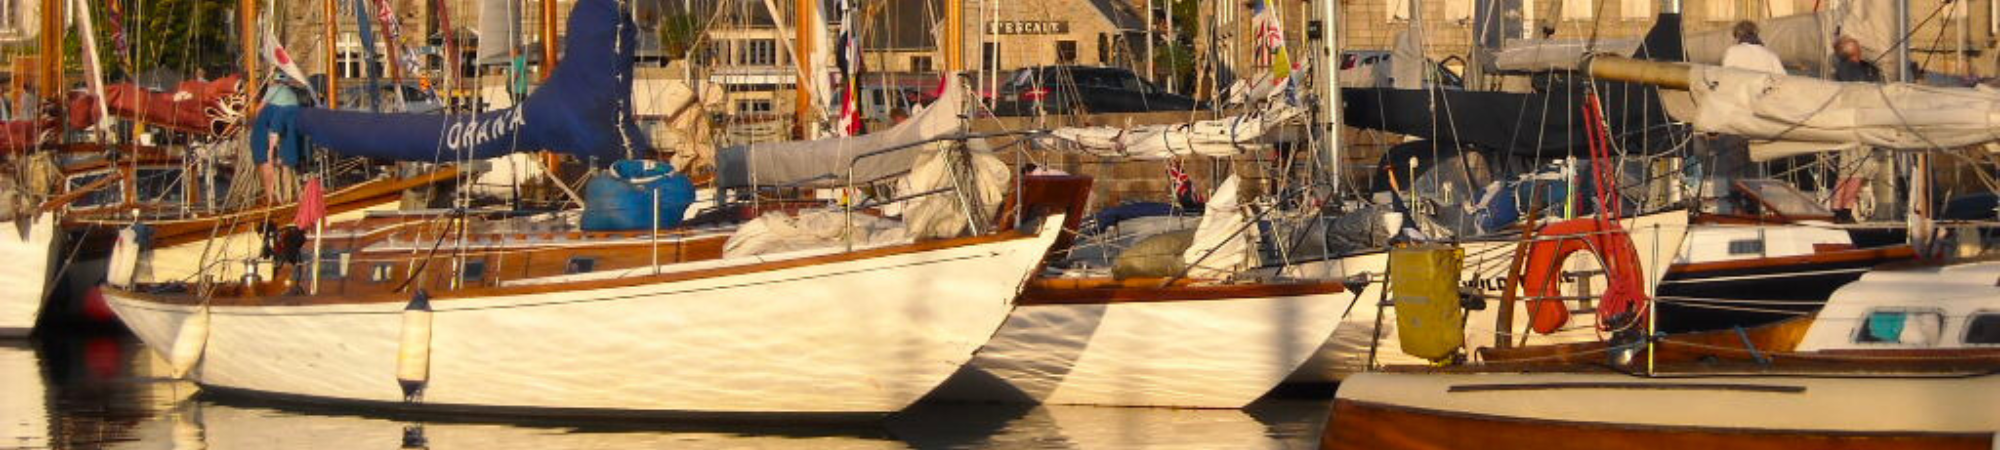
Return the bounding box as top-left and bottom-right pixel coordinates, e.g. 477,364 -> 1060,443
1168,159 -> 1203,209
264,34 -> 318,98
294,177 -> 328,229
106,0 -> 128,57
832,0 -> 863,136
371,0 -> 427,78
1250,0 -> 1296,84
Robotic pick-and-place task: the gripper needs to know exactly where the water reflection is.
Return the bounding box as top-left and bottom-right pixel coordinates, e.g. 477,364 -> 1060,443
3,336 -> 1329,449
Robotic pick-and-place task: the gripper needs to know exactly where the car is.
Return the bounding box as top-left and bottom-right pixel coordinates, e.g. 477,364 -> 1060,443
989,65 -> 1200,116
1339,50 -> 1464,89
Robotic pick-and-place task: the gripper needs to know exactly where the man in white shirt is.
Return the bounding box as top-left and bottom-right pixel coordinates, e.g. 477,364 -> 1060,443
1720,21 -> 1787,75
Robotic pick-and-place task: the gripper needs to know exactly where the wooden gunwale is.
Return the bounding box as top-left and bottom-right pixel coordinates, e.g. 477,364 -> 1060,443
1666,245 -> 1915,275
111,229 -> 1036,307
1017,278 -> 1344,306
1322,398 -> 1993,450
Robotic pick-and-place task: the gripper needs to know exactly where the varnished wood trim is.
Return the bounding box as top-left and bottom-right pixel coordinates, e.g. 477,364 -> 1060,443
1667,246 -> 1915,275
113,230 -> 1039,307
1477,314 -> 1816,366
69,168 -> 461,247
1018,278 -> 1344,306
1323,399 -> 1992,450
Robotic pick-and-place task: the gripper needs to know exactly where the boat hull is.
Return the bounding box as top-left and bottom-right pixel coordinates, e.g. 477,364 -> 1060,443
0,213 -> 60,336
105,223 -> 1062,417
931,282 -> 1353,408
1654,245 -> 1913,334
1324,372 -> 2000,450
1281,211 -> 1691,382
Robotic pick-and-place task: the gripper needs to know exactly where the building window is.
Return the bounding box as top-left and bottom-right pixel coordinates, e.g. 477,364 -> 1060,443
370,263 -> 395,283
736,100 -> 774,114
742,39 -> 778,66
910,55 -> 933,73
982,42 -> 1001,72
1056,41 -> 1078,64
1098,33 -> 1110,63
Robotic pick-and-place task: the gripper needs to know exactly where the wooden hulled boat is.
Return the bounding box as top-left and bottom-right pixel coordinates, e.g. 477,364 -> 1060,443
102,207 -> 1067,419
1320,249 -> 2000,450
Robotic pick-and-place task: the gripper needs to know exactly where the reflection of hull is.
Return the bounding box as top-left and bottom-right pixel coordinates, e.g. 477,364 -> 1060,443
1325,372 -> 2000,450
0,213 -> 59,336
933,280 -> 1352,408
1280,211 -> 1690,382
0,344 -> 49,448
105,219 -> 1063,418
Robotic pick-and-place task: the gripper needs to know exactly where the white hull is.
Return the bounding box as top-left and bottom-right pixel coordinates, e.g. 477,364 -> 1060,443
106,220 -> 1064,416
1281,211 -> 1690,381
0,213 -> 60,336
1337,371 -> 2000,434
0,344 -> 49,447
932,288 -> 1354,408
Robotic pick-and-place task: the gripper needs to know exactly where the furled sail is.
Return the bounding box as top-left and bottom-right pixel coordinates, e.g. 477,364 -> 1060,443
1690,65 -> 2000,160
713,76 -> 967,188
67,75 -> 246,136
1040,104 -> 1304,160
271,0 -> 648,165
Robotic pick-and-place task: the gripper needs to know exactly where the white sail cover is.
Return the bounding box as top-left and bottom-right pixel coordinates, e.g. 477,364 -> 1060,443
1043,104 -> 1304,160
715,77 -> 965,188
1494,2 -> 1896,77
1690,64 -> 2000,160
1182,175 -> 1257,279
1492,38 -> 1642,72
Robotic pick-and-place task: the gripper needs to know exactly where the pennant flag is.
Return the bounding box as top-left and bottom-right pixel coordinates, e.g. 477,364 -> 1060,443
832,0 -> 863,136
1251,0 -> 1296,84
264,34 -> 319,98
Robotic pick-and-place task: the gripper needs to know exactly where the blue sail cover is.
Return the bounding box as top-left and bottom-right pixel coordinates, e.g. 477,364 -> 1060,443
281,0 -> 648,164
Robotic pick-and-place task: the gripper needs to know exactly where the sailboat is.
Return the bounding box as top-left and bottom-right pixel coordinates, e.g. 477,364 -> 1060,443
104,0 -> 1073,418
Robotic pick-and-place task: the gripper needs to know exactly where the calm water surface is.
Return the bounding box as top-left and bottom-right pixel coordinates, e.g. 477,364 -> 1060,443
1,334 -> 1331,449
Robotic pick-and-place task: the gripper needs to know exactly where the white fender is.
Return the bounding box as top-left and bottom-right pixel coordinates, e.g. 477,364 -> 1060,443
168,305 -> 210,379
396,291 -> 433,401
107,227 -> 139,288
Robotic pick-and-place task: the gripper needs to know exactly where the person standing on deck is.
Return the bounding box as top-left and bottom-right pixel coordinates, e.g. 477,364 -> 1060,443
1722,21 -> 1787,75
1829,36 -> 1895,221
1700,21 -> 1785,214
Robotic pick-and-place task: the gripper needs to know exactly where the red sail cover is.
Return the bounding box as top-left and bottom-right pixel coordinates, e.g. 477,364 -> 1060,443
70,75 -> 246,136
0,118 -> 54,154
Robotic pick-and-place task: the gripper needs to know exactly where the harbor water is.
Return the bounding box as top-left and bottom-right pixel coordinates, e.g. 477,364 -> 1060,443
1,334 -> 1331,449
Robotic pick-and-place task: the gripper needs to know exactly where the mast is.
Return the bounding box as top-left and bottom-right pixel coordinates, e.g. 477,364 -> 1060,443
944,0 -> 962,72
793,0 -> 816,139
242,0 -> 260,104
326,0 -> 339,107
73,0 -> 110,132
36,0 -> 62,103
540,0 -> 557,82
1315,0 -> 1341,199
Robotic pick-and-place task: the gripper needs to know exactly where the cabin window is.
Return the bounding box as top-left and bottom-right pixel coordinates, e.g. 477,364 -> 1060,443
1726,239 -> 1764,255
1855,309 -> 1944,346
65,172 -> 125,210
566,257 -> 597,274
461,260 -> 487,282
1966,312 -> 2000,345
134,168 -> 185,205
370,263 -> 395,283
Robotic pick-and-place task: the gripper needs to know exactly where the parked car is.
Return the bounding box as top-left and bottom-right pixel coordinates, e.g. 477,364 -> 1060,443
990,66 -> 1199,116
1339,50 -> 1464,89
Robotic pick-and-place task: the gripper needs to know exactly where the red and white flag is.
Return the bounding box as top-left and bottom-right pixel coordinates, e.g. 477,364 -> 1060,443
264,34 -> 317,97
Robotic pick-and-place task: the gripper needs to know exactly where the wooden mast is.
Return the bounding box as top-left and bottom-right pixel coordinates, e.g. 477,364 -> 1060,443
36,0 -> 63,102
944,0 -> 962,72
325,0 -> 340,107
792,0 -> 817,139
539,0 -> 557,81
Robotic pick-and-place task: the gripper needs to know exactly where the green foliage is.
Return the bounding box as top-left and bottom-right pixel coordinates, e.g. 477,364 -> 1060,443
659,12 -> 702,59
67,0 -> 239,81
1148,0 -> 1199,92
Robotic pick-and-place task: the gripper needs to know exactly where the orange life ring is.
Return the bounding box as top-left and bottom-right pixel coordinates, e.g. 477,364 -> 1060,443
1517,218 -> 1650,335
